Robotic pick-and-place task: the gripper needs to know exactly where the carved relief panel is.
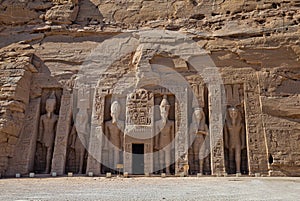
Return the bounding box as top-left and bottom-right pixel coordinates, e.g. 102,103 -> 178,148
125,89 -> 154,138
126,89 -> 153,126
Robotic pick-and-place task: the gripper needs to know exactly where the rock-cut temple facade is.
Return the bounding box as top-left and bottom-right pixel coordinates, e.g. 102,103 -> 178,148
0,0 -> 299,177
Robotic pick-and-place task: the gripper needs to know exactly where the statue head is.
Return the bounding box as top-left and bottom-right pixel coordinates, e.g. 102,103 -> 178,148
111,101 -> 121,123
228,107 -> 239,120
193,107 -> 204,122
45,92 -> 56,114
160,95 -> 170,120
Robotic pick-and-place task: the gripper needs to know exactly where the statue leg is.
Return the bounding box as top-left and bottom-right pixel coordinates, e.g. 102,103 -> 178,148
155,152 -> 160,174
235,148 -> 241,174
159,152 -> 164,173
199,148 -> 204,175
228,149 -> 234,174
114,149 -> 120,172
45,147 -> 52,174
199,137 -> 205,174
78,149 -> 85,174
108,149 -> 113,171
199,160 -> 204,175
165,149 -> 171,175
193,142 -> 200,174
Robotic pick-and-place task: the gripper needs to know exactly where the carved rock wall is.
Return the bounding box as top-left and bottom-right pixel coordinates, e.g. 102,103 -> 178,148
0,0 -> 299,176
0,44 -> 36,175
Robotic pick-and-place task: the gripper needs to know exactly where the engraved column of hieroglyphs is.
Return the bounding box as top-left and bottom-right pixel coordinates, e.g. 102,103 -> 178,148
174,86 -> 188,175
205,68 -> 225,176
209,84 -> 225,175
87,88 -> 106,175
51,90 -> 72,175
8,98 -> 41,175
244,74 -> 268,175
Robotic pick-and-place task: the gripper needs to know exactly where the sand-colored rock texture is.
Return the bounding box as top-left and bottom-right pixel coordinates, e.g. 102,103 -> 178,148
0,0 -> 299,177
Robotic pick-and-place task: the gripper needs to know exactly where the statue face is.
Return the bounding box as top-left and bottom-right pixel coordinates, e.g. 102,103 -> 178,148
45,100 -> 55,113
110,101 -> 120,123
160,106 -> 169,120
194,110 -> 203,121
228,108 -> 238,120
111,110 -> 118,121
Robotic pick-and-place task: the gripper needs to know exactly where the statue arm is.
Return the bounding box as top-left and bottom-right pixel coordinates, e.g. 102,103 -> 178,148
241,124 -> 246,149
154,121 -> 160,150
121,121 -> 125,149
205,124 -> 209,135
188,123 -> 195,146
171,121 -> 175,149
121,133 -> 124,150
69,125 -> 76,148
205,125 -> 210,154
224,125 -> 229,149
38,117 -> 44,142
119,128 -> 124,151
172,121 -> 175,140
104,123 -> 109,149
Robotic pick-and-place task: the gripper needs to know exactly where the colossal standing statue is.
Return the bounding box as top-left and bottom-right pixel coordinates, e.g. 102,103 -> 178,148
105,101 -> 124,171
224,107 -> 246,174
189,107 -> 208,175
155,95 -> 175,175
73,108 -> 89,174
38,92 -> 58,174
68,124 -> 86,174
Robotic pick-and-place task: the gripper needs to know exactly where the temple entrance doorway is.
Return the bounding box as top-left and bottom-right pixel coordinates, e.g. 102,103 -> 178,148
132,144 -> 144,175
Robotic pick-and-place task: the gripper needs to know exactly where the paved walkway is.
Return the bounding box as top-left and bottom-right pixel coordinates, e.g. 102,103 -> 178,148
0,176 -> 299,201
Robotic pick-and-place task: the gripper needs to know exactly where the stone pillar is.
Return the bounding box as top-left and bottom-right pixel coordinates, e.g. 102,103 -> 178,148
51,91 -> 72,175
144,142 -> 153,174
123,143 -> 132,173
7,98 -> 41,175
86,125 -> 102,175
86,91 -> 105,175
174,87 -> 189,175
208,83 -> 226,175
244,75 -> 269,175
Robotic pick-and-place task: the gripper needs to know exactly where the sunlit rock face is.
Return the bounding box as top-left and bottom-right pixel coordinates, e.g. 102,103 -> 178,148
0,0 -> 299,177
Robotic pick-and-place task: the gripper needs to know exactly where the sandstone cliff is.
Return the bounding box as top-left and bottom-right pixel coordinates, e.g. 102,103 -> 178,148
0,0 -> 299,177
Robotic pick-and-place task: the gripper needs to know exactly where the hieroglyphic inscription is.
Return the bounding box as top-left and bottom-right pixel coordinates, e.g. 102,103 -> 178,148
51,91 -> 72,175
7,98 -> 41,175
126,89 -> 153,126
244,74 -> 269,175
86,88 -> 106,175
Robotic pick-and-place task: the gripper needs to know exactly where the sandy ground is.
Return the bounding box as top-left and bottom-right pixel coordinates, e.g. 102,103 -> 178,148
0,176 -> 299,201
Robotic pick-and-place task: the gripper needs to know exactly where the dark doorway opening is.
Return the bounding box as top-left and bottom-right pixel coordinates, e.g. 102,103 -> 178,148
132,144 -> 144,175
269,154 -> 273,164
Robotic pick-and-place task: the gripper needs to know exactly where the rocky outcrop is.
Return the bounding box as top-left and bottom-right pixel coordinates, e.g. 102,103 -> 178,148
0,43 -> 36,175
0,0 -> 299,177
45,2 -> 79,25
